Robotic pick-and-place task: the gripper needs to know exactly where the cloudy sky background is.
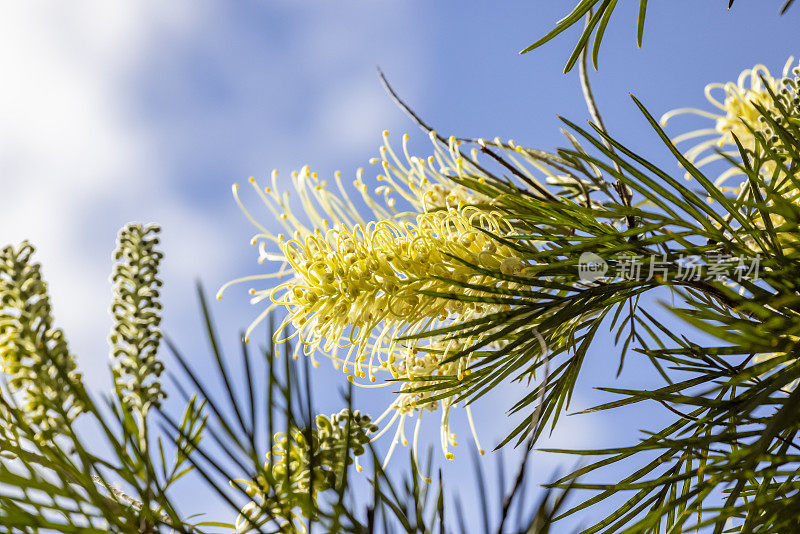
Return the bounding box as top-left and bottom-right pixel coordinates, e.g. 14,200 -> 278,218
1,1 -> 797,529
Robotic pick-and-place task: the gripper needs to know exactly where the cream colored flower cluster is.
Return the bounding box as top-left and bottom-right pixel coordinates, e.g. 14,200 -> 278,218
662,57 -> 800,254
220,132 -> 535,471
662,57 -> 800,192
275,203 -> 520,382
233,410 -> 377,533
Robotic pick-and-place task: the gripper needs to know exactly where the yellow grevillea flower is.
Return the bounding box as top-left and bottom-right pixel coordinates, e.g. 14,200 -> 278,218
661,57 -> 800,192
233,410 -> 376,533
220,132 -> 535,472
745,185 -> 800,255
660,58 -> 800,252
275,204 -> 521,378
369,338 -> 488,481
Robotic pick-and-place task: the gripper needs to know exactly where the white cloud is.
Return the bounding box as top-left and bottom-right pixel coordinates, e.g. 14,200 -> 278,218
0,2 -> 198,384
0,1 -> 424,390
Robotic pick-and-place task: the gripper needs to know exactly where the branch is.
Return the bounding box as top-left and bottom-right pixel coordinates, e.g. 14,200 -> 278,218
578,9 -> 635,230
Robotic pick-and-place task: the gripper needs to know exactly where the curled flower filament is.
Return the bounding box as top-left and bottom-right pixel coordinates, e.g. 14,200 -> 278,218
221,133 -> 538,468
661,57 -> 800,192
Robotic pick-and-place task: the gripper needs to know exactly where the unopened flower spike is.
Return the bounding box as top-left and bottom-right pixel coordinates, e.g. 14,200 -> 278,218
109,223 -> 166,422
0,242 -> 86,441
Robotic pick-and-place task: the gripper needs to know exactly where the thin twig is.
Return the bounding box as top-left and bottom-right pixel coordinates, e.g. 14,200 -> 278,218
377,67 -> 444,144
579,9 -> 635,229
377,67 -> 544,199
477,141 -> 558,201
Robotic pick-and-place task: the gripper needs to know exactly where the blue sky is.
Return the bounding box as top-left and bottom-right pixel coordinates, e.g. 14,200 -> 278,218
1,1 -> 797,530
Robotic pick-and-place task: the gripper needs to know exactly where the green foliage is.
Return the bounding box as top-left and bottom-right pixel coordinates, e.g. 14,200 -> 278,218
0,234 -> 567,532
377,57 -> 800,530
160,289 -> 571,533
522,1 -> 796,72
